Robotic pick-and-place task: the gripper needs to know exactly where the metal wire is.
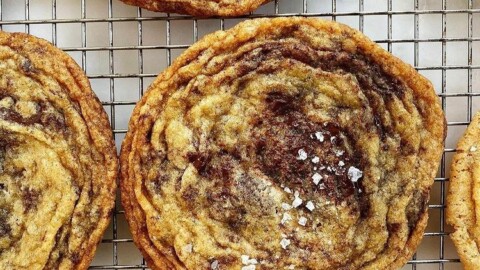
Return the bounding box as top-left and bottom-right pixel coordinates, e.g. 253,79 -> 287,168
1,0 -> 475,269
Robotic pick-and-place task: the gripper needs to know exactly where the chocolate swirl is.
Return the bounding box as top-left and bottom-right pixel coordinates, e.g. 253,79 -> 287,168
119,0 -> 271,17
121,18 -> 445,269
0,32 -> 117,269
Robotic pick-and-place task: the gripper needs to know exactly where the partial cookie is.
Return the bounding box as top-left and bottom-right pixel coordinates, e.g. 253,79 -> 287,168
447,112 -> 480,270
0,31 -> 117,270
120,17 -> 445,269
119,0 -> 271,17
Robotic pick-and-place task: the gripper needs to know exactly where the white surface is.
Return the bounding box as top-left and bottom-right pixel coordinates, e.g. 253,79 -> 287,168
2,0 -> 480,269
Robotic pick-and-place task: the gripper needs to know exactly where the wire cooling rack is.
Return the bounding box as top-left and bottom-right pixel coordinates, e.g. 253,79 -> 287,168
1,0 -> 479,269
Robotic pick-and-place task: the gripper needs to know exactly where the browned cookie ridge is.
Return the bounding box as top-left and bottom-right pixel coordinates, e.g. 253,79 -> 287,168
0,31 -> 118,269
120,18 -> 445,270
447,112 -> 480,270
119,0 -> 271,16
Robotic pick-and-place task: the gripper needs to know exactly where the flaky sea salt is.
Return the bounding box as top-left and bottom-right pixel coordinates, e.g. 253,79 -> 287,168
281,213 -> 292,224
241,266 -> 256,270
311,156 -> 320,163
280,238 -> 291,249
312,173 -> 322,185
315,131 -> 325,142
306,201 -> 315,211
471,145 -> 478,152
241,255 -> 258,265
298,216 -> 307,226
319,183 -> 326,190
183,243 -> 193,253
338,161 -> 345,167
211,260 -> 219,270
297,149 -> 308,160
284,187 -> 292,194
292,195 -> 303,208
282,203 -> 292,210
348,166 -> 363,183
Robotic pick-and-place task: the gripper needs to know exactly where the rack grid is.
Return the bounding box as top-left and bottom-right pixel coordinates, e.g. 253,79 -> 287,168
1,0 -> 479,269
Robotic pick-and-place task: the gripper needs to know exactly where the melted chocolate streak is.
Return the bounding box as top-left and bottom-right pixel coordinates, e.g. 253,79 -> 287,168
185,41 -> 406,211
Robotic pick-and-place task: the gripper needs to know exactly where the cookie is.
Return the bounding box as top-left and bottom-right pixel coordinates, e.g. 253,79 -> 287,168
0,31 -> 117,269
119,0 -> 271,17
446,112 -> 480,270
120,17 -> 445,269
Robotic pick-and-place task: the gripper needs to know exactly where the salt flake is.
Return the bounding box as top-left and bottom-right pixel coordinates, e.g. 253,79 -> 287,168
306,201 -> 315,211
183,243 -> 193,253
471,146 -> 478,152
282,203 -> 292,210
312,173 -> 322,185
241,266 -> 256,270
311,156 -> 320,164
292,196 -> 303,208
298,216 -> 307,226
241,255 -> 258,265
211,260 -> 219,270
297,149 -> 308,160
292,191 -> 303,208
281,213 -> 292,224
280,238 -> 291,249
315,131 -> 325,142
348,166 -> 363,183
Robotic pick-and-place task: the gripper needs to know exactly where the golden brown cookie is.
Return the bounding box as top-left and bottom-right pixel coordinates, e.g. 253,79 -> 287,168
446,112 -> 480,270
120,17 -> 445,270
0,31 -> 117,270
119,0 -> 271,17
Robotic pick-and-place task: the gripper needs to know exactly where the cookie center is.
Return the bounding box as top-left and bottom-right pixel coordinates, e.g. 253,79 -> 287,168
252,91 -> 362,203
